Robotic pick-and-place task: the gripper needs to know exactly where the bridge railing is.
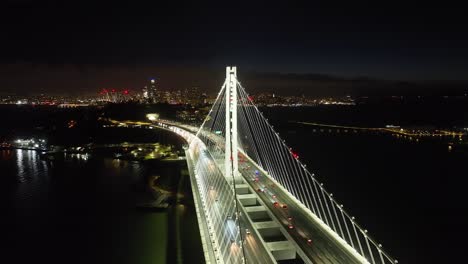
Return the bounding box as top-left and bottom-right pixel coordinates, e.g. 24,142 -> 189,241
157,122 -> 246,264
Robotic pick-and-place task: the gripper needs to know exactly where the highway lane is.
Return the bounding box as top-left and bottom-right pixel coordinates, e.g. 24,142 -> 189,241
238,153 -> 364,264
120,119 -> 366,263
158,123 -> 365,263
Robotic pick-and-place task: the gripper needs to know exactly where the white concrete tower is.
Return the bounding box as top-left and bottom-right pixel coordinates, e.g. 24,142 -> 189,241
225,66 -> 239,182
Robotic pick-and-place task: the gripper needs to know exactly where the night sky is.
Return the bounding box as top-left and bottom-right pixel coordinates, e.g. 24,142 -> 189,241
1,1 -> 468,95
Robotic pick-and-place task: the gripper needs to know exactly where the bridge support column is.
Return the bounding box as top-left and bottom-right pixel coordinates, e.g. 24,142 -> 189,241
225,66 -> 240,183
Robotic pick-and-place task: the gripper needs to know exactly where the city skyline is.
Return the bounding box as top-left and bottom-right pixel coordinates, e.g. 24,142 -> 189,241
1,63 -> 468,97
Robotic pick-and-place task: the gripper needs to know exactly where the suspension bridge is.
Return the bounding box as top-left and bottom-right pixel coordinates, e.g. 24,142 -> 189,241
152,67 -> 397,264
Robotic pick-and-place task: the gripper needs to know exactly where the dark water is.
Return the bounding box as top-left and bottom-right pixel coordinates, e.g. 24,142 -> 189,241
2,104 -> 467,263
262,106 -> 468,263
0,150 -> 204,264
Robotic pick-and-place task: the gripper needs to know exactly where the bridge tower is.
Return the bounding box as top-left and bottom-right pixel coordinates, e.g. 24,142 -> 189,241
225,66 -> 240,183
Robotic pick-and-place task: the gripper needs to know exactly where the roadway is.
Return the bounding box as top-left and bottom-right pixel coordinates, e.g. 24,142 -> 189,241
164,122 -> 365,263
112,118 -> 365,263
238,153 -> 364,264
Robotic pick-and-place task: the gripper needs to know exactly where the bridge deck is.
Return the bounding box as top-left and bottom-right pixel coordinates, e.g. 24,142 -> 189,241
150,120 -> 369,263
239,155 -> 364,264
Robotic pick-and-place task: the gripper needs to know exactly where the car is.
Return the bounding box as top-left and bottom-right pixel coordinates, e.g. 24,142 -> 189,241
282,204 -> 288,209
273,201 -> 279,207
288,224 -> 294,229
307,239 -> 312,244
287,216 -> 293,221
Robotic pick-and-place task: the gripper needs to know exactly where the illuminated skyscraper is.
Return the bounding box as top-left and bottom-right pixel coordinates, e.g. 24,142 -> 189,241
149,78 -> 157,102
142,78 -> 158,103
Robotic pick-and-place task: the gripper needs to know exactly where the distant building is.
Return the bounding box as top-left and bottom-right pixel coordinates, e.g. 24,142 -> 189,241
143,78 -> 158,103
183,86 -> 204,105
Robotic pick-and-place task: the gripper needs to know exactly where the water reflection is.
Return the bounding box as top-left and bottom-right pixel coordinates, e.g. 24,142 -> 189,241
2,148 -> 204,263
16,149 -> 25,182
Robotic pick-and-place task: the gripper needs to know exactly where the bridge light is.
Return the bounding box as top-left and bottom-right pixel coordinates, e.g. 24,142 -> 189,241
291,151 -> 299,159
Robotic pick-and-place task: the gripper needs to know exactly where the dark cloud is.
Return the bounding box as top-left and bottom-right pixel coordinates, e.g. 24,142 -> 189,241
1,2 -> 468,94
1,63 -> 465,97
